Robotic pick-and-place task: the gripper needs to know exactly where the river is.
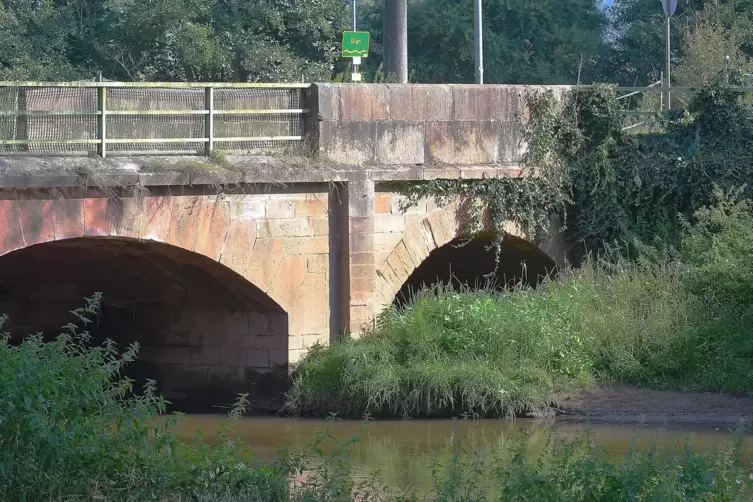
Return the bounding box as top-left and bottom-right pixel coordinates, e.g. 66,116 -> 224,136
175,415 -> 753,494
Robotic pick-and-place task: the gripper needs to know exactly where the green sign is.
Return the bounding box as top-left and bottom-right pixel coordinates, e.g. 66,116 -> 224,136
342,31 -> 370,58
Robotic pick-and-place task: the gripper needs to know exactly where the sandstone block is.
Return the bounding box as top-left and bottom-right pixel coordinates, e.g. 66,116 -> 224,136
388,84 -> 453,121
425,121 -> 501,165
451,85 -> 525,121
83,198 -> 110,236
309,218 -> 329,236
318,121 -> 377,165
219,220 -> 256,275
229,198 -> 265,221
266,199 -> 295,219
167,196 -> 203,250
295,199 -> 328,217
267,255 -> 307,310
107,196 -> 143,240
243,334 -> 287,350
139,346 -> 191,365
258,218 -> 312,238
307,254 -> 328,273
244,238 -> 284,292
50,198 -> 84,241
16,197 -> 55,246
0,200 -> 23,256
190,347 -> 221,366
269,349 -> 289,367
339,84 -> 389,121
374,214 -> 405,234
374,232 -> 403,253
142,196 -> 173,242
310,83 -> 340,121
195,197 -> 230,260
351,276 -> 375,293
375,194 -> 391,214
281,236 -> 329,255
375,122 -> 425,165
289,272 -> 328,336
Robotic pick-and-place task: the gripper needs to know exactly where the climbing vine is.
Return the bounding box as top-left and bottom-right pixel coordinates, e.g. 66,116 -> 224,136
395,72 -> 753,263
392,89 -> 571,254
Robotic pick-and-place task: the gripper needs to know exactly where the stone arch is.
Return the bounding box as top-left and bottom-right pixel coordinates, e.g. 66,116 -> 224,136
0,235 -> 290,412
0,188 -> 319,316
0,186 -> 332,410
373,199 -> 557,316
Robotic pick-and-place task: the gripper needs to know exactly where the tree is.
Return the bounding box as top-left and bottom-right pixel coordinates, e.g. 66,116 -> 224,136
604,0 -> 753,86
675,2 -> 753,87
0,0 -> 349,82
403,0 -> 608,84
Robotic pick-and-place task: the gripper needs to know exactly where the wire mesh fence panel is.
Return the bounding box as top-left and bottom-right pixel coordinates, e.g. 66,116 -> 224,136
213,88 -> 305,151
0,86 -> 98,155
25,87 -> 97,111
107,114 -> 206,155
215,113 -> 302,136
214,88 -> 302,111
107,88 -> 205,111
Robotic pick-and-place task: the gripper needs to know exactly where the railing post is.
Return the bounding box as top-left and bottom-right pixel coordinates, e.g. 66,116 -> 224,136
660,71 -> 664,111
205,86 -> 214,156
97,86 -> 107,158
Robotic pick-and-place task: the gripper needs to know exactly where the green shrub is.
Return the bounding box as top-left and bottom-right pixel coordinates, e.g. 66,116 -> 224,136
287,194 -> 753,418
0,294 -> 289,502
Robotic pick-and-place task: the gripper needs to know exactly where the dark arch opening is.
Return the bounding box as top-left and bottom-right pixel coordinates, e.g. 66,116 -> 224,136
0,237 -> 288,413
394,232 -> 557,307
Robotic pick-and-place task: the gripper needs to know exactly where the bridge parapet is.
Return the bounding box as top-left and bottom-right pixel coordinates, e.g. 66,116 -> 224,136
309,83 -> 561,171
0,82 -> 571,177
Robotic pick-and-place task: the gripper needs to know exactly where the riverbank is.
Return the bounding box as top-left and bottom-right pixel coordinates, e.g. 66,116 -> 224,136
558,385 -> 753,426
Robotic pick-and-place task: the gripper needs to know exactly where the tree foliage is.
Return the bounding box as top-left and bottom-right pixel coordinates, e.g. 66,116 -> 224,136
605,0 -> 753,86
0,0 -> 349,82
401,0 -> 608,84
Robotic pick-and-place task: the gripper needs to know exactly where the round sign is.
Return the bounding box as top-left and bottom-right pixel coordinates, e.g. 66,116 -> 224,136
661,0 -> 677,16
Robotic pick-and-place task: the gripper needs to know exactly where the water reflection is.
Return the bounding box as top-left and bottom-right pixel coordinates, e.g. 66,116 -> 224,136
175,416 -> 753,494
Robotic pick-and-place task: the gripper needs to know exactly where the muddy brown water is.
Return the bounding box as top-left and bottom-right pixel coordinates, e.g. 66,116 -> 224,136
175,416 -> 753,494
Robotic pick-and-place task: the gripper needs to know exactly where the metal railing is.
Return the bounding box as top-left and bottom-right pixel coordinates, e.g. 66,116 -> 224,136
0,82 -> 310,157
615,84 -> 753,131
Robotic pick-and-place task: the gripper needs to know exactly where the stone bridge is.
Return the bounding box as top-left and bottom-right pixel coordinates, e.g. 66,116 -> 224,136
0,82 -> 567,410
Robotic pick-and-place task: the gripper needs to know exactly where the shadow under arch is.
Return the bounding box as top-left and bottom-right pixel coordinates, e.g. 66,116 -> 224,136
0,236 -> 289,413
394,231 -> 557,308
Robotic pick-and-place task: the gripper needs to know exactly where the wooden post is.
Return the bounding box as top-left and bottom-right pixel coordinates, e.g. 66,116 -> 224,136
97,86 -> 107,158
205,86 -> 214,156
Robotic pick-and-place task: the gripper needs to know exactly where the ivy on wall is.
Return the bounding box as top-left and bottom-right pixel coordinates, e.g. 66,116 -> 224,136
395,74 -> 753,263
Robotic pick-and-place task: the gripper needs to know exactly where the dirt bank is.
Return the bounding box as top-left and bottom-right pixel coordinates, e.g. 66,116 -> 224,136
557,385 -> 753,426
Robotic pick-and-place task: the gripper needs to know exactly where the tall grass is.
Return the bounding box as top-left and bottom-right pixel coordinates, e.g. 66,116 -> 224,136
286,189 -> 753,419
2,283 -> 753,500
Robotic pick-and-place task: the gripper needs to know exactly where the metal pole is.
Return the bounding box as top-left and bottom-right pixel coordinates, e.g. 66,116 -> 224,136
665,14 -> 671,110
660,71 -> 664,111
383,0 -> 408,83
352,0 -> 356,30
474,0 -> 483,84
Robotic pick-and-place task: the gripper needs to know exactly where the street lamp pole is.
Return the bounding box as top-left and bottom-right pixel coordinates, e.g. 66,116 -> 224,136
352,0 -> 356,30
474,0 -> 483,84
665,14 -> 671,110
660,0 -> 676,110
